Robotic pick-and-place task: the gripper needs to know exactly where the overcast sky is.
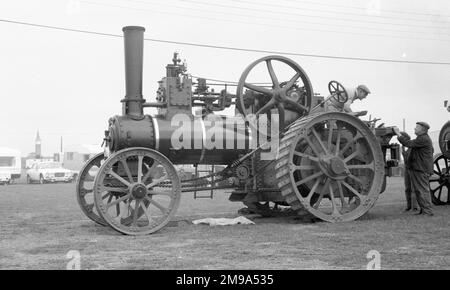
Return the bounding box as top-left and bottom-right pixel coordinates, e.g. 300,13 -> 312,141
1,0 -> 450,156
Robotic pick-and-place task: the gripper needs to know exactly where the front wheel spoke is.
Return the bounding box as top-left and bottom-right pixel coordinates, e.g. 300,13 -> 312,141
137,156 -> 143,183
146,174 -> 169,189
109,171 -> 131,187
295,171 -> 323,187
101,186 -> 128,193
120,159 -> 134,183
245,82 -> 273,96
106,194 -> 130,209
142,163 -> 157,184
145,196 -> 168,215
132,200 -> 140,227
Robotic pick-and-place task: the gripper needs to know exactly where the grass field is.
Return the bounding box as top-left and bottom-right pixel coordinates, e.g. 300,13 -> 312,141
0,177 -> 449,269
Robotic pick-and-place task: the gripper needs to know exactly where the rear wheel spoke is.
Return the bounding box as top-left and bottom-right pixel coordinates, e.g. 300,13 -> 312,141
341,181 -> 364,201
293,151 -> 318,162
295,171 -> 323,187
313,178 -> 330,209
340,132 -> 363,155
311,127 -> 328,154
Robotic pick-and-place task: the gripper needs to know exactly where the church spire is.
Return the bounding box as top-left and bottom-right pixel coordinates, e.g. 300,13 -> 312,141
35,130 -> 41,158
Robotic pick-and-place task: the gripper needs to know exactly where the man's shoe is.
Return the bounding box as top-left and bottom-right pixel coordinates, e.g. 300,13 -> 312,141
412,208 -> 419,211
414,209 -> 423,215
403,207 -> 412,212
423,212 -> 434,216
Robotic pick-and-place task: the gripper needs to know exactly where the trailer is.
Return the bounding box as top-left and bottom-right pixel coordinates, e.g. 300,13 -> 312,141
0,147 -> 21,185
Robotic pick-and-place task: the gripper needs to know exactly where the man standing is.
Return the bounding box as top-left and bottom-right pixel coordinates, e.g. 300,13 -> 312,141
401,136 -> 419,211
395,122 -> 434,216
326,84 -> 371,113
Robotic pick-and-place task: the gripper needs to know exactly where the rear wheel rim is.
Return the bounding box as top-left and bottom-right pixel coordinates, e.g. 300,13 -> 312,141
277,113 -> 384,222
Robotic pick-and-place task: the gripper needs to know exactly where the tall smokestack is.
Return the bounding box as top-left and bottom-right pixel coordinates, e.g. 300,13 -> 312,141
122,26 -> 145,118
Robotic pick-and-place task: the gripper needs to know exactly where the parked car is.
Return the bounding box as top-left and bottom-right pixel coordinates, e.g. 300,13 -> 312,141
26,162 -> 76,184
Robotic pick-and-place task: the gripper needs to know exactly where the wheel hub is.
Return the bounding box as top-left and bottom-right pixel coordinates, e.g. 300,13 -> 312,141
130,183 -> 148,199
318,155 -> 349,179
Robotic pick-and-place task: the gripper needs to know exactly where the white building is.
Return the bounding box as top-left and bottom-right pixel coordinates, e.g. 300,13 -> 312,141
63,144 -> 102,171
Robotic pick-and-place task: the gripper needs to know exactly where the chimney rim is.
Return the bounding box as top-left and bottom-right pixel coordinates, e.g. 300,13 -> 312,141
122,26 -> 145,32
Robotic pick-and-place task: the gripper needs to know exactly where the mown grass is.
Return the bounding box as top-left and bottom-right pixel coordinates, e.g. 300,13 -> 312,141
0,177 -> 449,269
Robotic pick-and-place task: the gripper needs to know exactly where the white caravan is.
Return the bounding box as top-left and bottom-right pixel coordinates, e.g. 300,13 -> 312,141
0,147 -> 21,185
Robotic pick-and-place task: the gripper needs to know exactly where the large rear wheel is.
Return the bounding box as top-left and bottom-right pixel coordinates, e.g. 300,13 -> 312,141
276,112 -> 385,222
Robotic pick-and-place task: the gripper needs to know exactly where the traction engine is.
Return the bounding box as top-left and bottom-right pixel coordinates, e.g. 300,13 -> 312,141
76,26 -> 401,235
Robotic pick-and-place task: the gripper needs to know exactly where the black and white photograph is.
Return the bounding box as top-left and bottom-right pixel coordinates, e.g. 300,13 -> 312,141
0,0 -> 449,273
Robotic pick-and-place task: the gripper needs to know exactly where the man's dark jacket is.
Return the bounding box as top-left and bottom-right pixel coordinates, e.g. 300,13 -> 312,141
398,133 -> 434,174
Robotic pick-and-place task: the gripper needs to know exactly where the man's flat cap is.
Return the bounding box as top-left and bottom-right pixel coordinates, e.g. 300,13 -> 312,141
416,121 -> 430,130
357,84 -> 371,94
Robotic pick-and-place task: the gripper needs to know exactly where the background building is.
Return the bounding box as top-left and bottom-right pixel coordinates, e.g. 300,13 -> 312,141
63,144 -> 102,171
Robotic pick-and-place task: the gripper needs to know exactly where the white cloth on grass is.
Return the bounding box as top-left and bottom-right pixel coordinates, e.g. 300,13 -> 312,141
192,216 -> 255,226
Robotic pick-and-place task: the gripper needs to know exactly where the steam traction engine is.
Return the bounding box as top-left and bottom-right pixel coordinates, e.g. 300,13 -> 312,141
76,26 -> 400,235
428,102 -> 450,205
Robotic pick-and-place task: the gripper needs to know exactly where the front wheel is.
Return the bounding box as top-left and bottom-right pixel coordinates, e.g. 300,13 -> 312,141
93,148 -> 181,235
